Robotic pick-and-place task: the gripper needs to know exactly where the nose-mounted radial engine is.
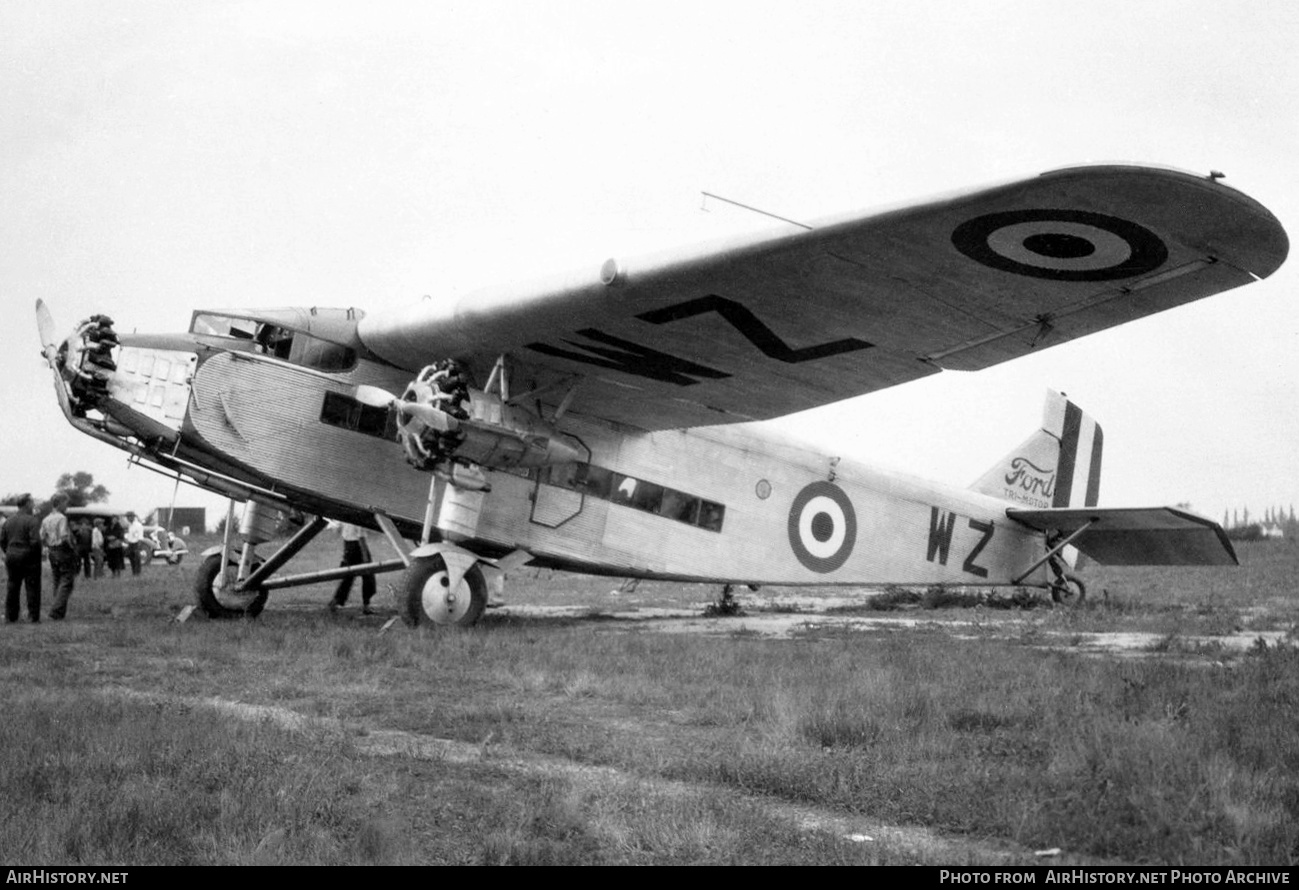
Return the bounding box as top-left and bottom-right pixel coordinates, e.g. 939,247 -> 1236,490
60,315 -> 120,414
39,301 -> 586,629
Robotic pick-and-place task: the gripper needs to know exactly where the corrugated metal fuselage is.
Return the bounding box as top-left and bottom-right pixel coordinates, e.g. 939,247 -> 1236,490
164,344 -> 1048,588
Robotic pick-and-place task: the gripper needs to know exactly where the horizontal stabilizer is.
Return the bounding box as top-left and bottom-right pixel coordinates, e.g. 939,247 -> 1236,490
1006,507 -> 1238,566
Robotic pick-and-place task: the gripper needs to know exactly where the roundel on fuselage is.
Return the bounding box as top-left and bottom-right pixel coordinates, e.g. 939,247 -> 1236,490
787,481 -> 856,573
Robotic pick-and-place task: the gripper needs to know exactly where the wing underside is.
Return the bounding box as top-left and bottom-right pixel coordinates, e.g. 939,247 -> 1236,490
1007,506 -> 1238,566
359,165 -> 1288,431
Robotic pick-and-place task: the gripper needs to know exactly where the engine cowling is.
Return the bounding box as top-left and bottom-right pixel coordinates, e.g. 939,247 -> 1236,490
388,361 -> 583,473
58,315 -> 119,415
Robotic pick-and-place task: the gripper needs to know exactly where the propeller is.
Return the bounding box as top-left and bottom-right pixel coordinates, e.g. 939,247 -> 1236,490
352,385 -> 457,432
36,299 -> 60,367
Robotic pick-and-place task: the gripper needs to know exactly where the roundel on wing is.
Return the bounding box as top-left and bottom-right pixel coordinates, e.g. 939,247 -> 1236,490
787,481 -> 856,573
951,209 -> 1168,281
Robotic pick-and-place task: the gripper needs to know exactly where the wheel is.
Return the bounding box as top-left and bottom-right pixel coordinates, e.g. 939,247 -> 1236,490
1050,574 -> 1086,605
399,555 -> 486,628
194,552 -> 268,619
136,540 -> 154,566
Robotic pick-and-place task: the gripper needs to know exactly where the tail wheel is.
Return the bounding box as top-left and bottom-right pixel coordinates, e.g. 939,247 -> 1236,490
399,555 -> 486,628
1050,574 -> 1086,605
194,552 -> 268,619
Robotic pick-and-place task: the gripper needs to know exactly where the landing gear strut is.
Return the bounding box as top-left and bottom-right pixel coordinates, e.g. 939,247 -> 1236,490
192,500 -> 289,619
193,503 -> 411,619
1012,525 -> 1094,608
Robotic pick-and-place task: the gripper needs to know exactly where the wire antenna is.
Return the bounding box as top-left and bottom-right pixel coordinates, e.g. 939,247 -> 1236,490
700,191 -> 813,230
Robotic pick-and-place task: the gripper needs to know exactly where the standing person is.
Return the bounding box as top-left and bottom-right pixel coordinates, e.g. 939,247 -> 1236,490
104,517 -> 125,578
124,511 -> 145,576
329,522 -> 376,615
2,494 -> 42,623
90,519 -> 105,579
73,518 -> 93,578
40,493 -> 77,620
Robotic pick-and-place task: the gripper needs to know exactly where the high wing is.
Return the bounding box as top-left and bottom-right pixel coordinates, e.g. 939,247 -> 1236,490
1006,506 -> 1238,566
358,165 -> 1287,431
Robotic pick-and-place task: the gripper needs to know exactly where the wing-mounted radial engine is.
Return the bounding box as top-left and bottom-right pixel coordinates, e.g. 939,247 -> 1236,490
355,357 -> 584,628
357,359 -> 585,477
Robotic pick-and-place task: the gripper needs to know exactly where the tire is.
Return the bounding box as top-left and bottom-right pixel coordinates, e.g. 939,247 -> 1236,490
194,552 -> 268,619
1050,574 -> 1086,605
399,555 -> 486,628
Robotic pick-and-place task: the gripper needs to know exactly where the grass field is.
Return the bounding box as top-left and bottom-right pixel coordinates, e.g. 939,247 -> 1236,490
1,536 -> 1296,865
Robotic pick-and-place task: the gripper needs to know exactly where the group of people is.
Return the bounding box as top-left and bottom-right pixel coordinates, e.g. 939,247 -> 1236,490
5,500 -> 375,623
70,513 -> 137,580
2,497 -> 147,623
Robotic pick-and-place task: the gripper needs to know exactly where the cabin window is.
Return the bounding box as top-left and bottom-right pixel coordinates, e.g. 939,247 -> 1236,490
660,489 -> 699,524
698,500 -> 725,532
540,462 -> 724,532
319,391 -> 397,440
579,464 -> 614,499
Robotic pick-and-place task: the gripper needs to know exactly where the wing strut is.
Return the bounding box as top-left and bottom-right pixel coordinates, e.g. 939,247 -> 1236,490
483,354 -> 510,401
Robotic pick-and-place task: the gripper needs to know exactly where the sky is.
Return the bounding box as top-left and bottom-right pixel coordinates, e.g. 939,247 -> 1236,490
1,0 -> 1296,527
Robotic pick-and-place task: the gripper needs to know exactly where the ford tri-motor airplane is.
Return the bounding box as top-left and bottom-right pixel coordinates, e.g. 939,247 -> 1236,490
36,165 -> 1288,624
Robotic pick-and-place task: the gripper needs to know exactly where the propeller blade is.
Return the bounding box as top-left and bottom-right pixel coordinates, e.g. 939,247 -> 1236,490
397,401 -> 457,432
35,299 -> 59,366
353,385 -> 397,408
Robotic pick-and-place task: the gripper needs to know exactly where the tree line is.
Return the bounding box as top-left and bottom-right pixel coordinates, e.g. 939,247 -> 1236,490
2,471 -> 110,513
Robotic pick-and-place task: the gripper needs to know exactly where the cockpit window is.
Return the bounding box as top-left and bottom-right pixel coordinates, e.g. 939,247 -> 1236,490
192,314 -> 259,340
191,313 -> 357,372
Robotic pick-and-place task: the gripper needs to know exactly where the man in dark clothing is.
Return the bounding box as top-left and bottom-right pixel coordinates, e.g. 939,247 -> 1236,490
73,518 -> 93,578
2,494 -> 42,623
329,522 -> 376,614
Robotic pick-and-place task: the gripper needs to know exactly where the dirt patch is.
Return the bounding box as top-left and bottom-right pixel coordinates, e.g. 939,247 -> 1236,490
103,687 -> 1106,865
502,602 -> 1299,659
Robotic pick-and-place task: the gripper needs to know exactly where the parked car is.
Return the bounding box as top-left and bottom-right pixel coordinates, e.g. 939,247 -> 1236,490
141,524 -> 188,565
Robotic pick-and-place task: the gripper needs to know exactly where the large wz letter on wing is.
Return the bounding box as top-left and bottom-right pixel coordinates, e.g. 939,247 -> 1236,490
638,295 -> 873,363
527,329 -> 731,386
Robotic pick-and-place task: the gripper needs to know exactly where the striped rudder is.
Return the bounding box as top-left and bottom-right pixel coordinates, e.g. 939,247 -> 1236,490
970,390 -> 1103,508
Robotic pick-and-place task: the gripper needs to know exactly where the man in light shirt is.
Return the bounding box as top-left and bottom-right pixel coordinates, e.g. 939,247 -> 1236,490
124,511 -> 145,576
40,493 -> 77,620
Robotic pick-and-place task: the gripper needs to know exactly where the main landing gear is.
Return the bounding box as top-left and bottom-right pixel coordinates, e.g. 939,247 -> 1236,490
195,550 -> 269,618
192,499 -> 497,627
398,555 -> 488,628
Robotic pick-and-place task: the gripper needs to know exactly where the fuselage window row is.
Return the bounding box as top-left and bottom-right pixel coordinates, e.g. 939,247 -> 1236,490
318,392 -> 724,532
542,462 -> 725,532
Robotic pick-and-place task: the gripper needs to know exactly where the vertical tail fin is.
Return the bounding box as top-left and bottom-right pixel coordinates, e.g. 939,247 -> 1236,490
970,390 -> 1103,508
